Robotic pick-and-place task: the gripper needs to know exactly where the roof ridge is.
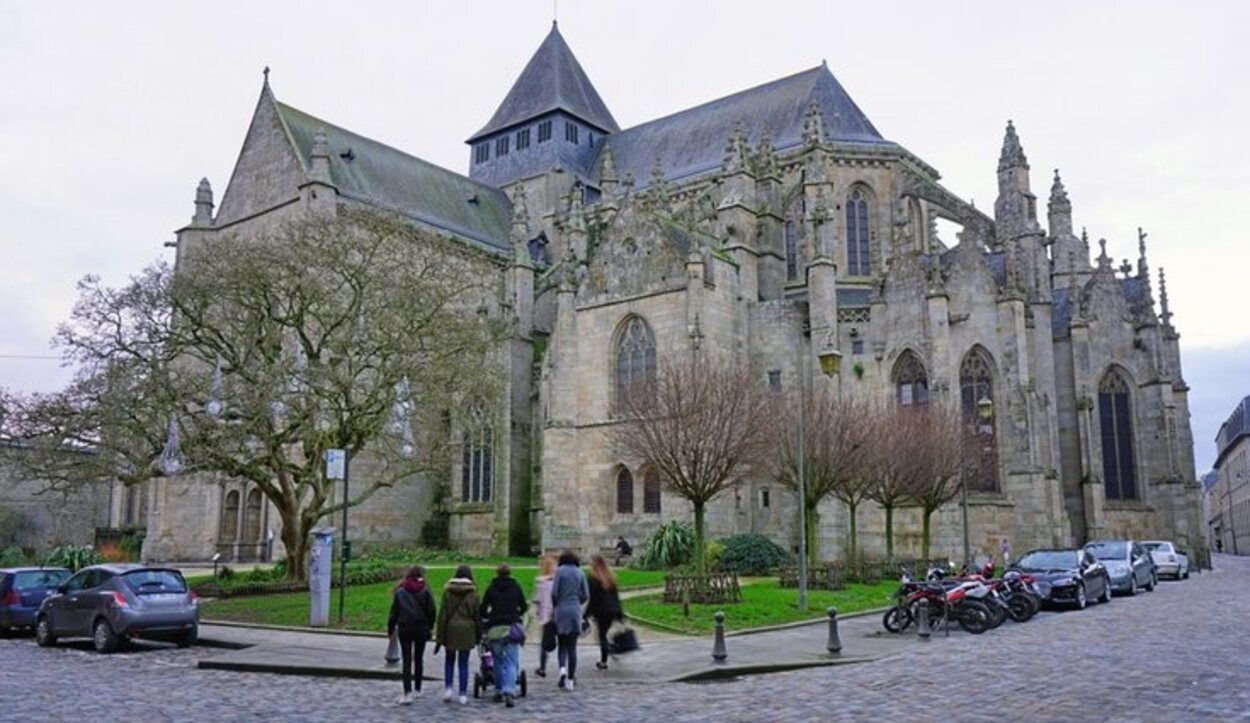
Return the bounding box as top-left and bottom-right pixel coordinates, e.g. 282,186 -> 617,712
276,101 -> 507,198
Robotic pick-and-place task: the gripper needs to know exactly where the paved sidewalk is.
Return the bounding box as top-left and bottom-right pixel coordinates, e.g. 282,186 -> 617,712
197,607 -> 920,682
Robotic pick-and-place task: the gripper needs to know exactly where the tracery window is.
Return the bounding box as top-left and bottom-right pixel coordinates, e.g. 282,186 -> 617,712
1099,369 -> 1138,500
616,467 -> 634,514
785,221 -> 798,281
894,351 -> 929,407
642,467 -> 662,514
221,490 -> 240,541
243,489 -> 263,543
960,347 -> 999,492
461,404 -> 494,503
846,188 -> 871,276
613,316 -> 656,409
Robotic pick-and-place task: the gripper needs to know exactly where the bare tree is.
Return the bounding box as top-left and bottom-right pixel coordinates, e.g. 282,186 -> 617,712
903,405 -> 967,560
864,406 -> 928,561
613,355 -> 775,574
7,209 -> 508,580
774,388 -> 878,565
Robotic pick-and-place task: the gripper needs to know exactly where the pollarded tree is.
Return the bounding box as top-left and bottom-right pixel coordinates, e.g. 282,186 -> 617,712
613,355 -> 776,575
774,388 -> 879,565
7,209 -> 508,580
902,405 -> 968,560
865,406 -> 929,561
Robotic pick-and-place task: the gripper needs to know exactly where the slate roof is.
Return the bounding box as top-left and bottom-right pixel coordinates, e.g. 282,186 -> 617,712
1216,396 -> 1250,464
596,64 -> 891,188
276,102 -> 512,252
469,22 -> 619,142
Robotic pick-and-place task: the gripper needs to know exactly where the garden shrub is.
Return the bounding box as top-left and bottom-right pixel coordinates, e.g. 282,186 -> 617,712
0,546 -> 26,567
704,540 -> 726,572
638,520 -> 694,569
715,534 -> 791,576
45,545 -> 101,572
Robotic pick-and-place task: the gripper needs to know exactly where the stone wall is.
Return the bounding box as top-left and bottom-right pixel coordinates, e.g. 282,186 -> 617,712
0,453 -> 111,554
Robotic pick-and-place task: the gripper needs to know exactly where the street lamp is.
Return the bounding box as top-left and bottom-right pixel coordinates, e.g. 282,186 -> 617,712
961,395 -> 994,568
796,328 -> 842,613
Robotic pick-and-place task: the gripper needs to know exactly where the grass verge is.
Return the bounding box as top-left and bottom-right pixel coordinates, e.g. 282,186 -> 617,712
625,579 -> 897,634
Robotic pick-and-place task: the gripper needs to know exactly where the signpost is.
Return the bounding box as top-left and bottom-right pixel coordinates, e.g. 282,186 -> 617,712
326,448 -> 350,624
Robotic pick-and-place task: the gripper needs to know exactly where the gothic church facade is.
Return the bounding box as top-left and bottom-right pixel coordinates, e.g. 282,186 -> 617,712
144,24 -> 1202,563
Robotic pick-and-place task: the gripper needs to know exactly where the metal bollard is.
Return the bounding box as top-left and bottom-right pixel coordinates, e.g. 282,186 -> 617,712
916,600 -> 931,640
711,611 -> 728,663
384,632 -> 400,666
826,606 -> 842,655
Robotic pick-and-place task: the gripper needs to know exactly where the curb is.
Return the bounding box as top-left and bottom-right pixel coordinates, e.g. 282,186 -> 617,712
624,605 -> 892,638
673,656 -> 876,682
202,619 -> 386,638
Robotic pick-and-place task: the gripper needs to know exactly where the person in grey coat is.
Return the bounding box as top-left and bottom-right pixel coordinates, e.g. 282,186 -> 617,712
550,550 -> 589,691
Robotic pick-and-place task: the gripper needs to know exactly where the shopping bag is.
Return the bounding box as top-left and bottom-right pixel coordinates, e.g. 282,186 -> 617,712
608,622 -> 639,654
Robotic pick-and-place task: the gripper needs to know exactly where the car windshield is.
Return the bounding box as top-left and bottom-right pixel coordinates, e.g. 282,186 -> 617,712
1085,542 -> 1128,561
1143,543 -> 1168,552
14,570 -> 70,589
122,569 -> 187,594
1015,551 -> 1079,571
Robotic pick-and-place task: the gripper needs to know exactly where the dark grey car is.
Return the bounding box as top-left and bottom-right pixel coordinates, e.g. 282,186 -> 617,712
1084,540 -> 1156,595
36,564 -> 198,653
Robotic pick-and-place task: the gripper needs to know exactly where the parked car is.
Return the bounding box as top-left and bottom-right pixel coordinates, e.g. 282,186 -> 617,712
1143,540 -> 1190,580
1008,548 -> 1112,609
1084,540 -> 1156,595
36,564 -> 198,653
0,567 -> 71,635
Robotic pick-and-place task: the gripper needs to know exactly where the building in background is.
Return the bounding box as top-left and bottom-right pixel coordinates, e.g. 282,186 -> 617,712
1208,396 -> 1250,554
143,23 -> 1205,562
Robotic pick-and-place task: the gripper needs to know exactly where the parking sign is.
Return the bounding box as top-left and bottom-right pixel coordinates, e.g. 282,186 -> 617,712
326,448 -> 346,480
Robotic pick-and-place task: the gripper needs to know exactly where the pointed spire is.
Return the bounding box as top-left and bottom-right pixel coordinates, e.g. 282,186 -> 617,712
1049,169 -> 1070,212
998,120 -> 1029,172
263,66 -> 271,87
1137,227 -> 1150,278
192,178 -> 214,226
1158,267 -> 1173,328
647,157 -> 669,205
755,132 -> 777,177
310,128 -> 332,184
802,101 -> 826,147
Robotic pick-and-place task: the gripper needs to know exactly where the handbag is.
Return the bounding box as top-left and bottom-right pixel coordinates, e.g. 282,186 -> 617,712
508,621 -> 527,645
541,620 -> 557,652
608,621 -> 639,654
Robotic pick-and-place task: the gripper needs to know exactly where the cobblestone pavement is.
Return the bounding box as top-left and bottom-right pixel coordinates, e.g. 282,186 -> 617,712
3,555 -> 1248,722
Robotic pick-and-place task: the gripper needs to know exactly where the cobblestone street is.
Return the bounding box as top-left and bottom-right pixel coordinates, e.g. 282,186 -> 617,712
3,556 -> 1248,722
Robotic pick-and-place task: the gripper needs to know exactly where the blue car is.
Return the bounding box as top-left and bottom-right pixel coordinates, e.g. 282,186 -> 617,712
1,567 -> 72,634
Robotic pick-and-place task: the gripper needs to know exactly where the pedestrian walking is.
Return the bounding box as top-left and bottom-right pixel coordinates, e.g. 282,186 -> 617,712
532,554 -> 557,678
387,565 -> 436,705
550,550 -> 589,691
481,563 -> 528,708
586,554 -> 624,670
434,564 -> 479,705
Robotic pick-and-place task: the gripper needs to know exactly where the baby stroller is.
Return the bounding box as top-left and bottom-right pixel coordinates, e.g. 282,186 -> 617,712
472,640 -> 528,699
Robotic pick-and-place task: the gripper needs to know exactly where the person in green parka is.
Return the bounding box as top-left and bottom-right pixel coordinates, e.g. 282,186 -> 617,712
434,564 -> 479,705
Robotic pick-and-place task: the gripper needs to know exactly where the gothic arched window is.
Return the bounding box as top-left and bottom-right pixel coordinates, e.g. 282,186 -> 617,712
960,347 -> 999,492
785,221 -> 798,282
221,490 -> 240,541
1099,368 -> 1138,500
846,188 -> 872,276
461,404 -> 494,503
616,467 -> 634,514
613,316 -> 656,409
894,351 -> 929,407
642,466 -> 662,514
244,489 -> 263,543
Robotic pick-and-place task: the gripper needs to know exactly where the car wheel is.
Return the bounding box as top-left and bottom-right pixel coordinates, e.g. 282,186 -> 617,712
1075,583 -> 1087,610
0,625 -> 10,639
177,624 -> 198,649
93,618 -> 120,654
1183,567 -> 1190,580
1099,576 -> 1112,604
1126,574 -> 1138,596
1146,572 -> 1156,592
35,616 -> 56,647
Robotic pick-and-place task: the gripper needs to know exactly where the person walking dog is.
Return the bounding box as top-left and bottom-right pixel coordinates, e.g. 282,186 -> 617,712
532,554 -> 557,678
587,555 -> 625,670
481,563 -> 528,708
388,565 -> 436,704
550,550 -> 589,691
434,565 -> 479,705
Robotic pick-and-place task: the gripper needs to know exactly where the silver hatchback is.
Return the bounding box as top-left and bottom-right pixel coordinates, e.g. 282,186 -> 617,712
36,564 -> 199,653
1083,540 -> 1156,595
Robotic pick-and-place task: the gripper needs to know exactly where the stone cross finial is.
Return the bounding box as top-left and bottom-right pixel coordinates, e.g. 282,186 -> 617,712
1120,259 -> 1133,278
1096,238 -> 1112,270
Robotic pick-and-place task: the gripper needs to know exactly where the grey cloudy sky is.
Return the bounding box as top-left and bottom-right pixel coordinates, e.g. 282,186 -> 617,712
2,1 -> 1247,470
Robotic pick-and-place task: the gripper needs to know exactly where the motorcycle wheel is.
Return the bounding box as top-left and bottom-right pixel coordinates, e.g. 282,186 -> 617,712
956,600 -> 994,635
1007,594 -> 1037,622
882,607 -> 912,633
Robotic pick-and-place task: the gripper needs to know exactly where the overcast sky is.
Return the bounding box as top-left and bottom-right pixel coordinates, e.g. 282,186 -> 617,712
2,1 -> 1247,470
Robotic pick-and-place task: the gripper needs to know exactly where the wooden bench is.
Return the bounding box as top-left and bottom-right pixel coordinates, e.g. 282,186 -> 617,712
600,547 -> 633,566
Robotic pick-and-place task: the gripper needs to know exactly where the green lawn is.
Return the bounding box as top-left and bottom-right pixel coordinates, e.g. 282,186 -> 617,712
625,579 -> 898,634
202,567 -> 667,632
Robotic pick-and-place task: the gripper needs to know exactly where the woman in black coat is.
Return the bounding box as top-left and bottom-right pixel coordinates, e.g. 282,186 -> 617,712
388,565 -> 437,704
585,555 -> 623,670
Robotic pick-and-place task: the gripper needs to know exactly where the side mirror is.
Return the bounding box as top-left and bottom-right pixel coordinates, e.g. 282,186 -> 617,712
56,583 -> 67,594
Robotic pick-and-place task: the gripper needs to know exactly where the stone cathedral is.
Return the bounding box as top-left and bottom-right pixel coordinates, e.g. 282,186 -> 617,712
143,24 -> 1202,563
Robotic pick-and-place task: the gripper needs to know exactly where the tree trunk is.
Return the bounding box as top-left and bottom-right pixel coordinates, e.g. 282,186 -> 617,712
847,501 -> 859,563
805,504 -> 820,567
280,513 -> 309,582
921,508 -> 933,561
693,501 -> 707,576
884,505 -> 895,562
